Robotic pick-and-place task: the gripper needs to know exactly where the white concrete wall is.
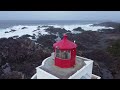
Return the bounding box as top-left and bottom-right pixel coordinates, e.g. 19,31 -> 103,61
92,74 -> 101,79
76,56 -> 93,61
31,55 -> 100,79
31,73 -> 37,79
36,67 -> 59,79
34,54 -> 58,79
41,57 -> 51,66
40,53 -> 54,67
51,52 -> 55,59
36,55 -> 94,79
68,60 -> 93,79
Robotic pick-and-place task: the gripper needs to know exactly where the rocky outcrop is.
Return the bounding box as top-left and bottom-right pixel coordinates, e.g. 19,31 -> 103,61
37,26 -> 41,30
67,31 -> 101,51
10,29 -> 16,32
0,37 -> 51,78
21,34 -> 35,39
5,31 -> 9,33
45,27 -> 71,36
4,29 -> 16,33
36,35 -> 57,50
21,27 -> 28,29
93,22 -> 120,28
93,61 -> 113,79
1,22 -> 120,79
0,71 -> 24,79
98,29 -> 115,33
73,27 -> 84,32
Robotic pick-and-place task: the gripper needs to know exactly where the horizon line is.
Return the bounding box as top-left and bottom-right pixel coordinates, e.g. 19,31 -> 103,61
0,19 -> 115,21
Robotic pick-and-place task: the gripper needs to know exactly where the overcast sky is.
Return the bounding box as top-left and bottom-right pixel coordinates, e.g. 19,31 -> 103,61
0,11 -> 120,21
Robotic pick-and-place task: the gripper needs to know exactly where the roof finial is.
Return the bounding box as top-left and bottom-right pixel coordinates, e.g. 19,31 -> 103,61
63,33 -> 67,40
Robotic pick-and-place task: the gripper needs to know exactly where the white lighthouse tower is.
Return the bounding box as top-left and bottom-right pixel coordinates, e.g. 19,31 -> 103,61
31,34 -> 101,79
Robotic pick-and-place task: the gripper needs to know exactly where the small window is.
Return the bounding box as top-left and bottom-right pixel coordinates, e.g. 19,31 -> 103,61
56,49 -> 61,58
55,49 -> 71,59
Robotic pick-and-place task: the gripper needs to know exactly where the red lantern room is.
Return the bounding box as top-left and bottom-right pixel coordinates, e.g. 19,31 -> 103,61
53,34 -> 77,68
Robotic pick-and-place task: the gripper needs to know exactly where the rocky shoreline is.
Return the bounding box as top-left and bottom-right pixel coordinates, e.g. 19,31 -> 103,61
0,21 -> 120,79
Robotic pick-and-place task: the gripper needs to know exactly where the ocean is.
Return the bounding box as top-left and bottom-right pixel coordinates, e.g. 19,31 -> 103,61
0,20 -> 114,39
0,20 -> 104,29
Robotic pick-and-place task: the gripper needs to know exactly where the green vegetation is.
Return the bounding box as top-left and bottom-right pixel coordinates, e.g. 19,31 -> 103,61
107,39 -> 120,57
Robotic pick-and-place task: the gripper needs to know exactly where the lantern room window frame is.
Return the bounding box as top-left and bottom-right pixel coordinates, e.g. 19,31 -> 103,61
55,48 -> 71,60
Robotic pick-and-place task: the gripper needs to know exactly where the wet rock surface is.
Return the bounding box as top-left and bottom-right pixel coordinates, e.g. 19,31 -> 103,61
0,36 -> 51,79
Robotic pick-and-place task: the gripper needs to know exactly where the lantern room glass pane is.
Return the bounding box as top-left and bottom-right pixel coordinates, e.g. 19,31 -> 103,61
61,50 -> 71,59
56,49 -> 61,58
55,49 -> 71,59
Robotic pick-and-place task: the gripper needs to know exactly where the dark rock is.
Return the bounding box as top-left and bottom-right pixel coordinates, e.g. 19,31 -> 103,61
37,26 -> 41,30
5,31 -> 9,33
107,39 -> 120,57
67,31 -> 101,51
41,25 -> 49,27
33,30 -> 38,32
37,35 -> 57,50
0,71 -> 24,79
1,63 -> 11,74
45,27 -> 69,36
4,29 -> 16,33
0,37 -> 51,78
93,61 -> 113,79
98,28 -> 120,34
21,34 -> 33,38
10,29 -> 16,32
73,27 -> 84,32
92,22 -> 120,28
21,27 -> 27,29
12,35 -> 19,38
0,58 -> 1,66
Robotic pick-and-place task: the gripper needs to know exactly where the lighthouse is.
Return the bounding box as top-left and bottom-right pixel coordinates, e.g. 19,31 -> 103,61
31,34 -> 101,79
53,34 -> 77,68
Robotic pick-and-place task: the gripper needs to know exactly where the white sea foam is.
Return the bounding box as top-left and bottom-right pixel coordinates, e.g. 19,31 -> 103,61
0,24 -> 114,39
49,24 -> 114,31
0,25 -> 49,39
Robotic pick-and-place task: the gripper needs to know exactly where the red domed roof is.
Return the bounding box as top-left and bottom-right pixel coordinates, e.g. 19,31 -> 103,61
53,34 -> 77,49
